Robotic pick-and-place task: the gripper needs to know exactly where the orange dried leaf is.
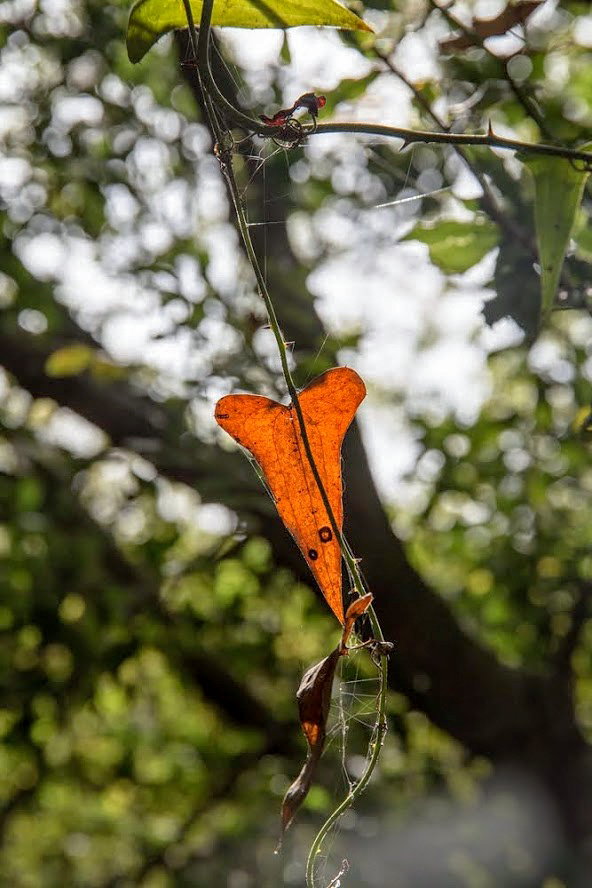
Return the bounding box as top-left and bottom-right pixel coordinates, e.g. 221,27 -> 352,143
344,592 -> 373,624
280,646 -> 341,835
214,367 -> 366,624
341,592 -> 373,649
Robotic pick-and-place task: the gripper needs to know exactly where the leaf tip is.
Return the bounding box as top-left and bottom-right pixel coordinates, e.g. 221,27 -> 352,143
125,40 -> 141,65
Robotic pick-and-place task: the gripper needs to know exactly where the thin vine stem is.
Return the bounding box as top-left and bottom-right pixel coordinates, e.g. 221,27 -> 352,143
177,6 -> 592,882
190,0 -> 277,135
305,646 -> 388,886
184,5 -> 391,887
427,0 -> 553,139
181,4 -> 592,884
188,0 -> 372,609
373,48 -> 533,247
218,112 -> 389,884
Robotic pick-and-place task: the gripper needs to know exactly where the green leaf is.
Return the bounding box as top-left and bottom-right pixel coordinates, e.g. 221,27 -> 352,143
45,345 -> 94,378
404,218 -> 500,275
524,150 -> 591,318
127,0 -> 371,64
320,71 -> 379,115
574,214 -> 592,262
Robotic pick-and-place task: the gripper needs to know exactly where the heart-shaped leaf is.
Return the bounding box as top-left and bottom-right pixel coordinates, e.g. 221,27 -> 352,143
215,368 -> 366,625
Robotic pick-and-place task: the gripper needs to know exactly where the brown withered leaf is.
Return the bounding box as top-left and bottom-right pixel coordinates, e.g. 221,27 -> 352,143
341,593 -> 373,650
280,646 -> 341,837
439,1 -> 542,53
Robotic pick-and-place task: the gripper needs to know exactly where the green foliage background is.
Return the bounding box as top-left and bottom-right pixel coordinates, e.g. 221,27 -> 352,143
1,1 -> 592,886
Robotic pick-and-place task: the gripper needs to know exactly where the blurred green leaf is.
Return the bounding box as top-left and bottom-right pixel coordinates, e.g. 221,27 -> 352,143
574,213 -> 592,262
16,476 -> 44,511
45,345 -> 95,378
127,0 -> 371,64
320,71 -> 379,115
403,218 -> 500,274
89,358 -> 130,381
524,149 -> 591,319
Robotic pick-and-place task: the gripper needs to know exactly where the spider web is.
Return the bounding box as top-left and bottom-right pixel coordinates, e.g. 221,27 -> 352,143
307,629 -> 385,888
231,440 -> 385,887
223,133 -> 451,402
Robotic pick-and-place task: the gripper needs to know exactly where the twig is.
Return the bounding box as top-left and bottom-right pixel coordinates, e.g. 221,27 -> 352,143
310,121 -> 592,166
305,679 -> 387,886
427,0 -> 553,139
182,0 -> 592,168
374,49 -> 532,247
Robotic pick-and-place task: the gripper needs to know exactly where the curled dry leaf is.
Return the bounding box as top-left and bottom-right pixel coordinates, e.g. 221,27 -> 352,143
214,368 -> 366,624
279,597 -> 374,838
260,92 -> 326,126
280,646 -> 341,838
341,592 -> 373,650
439,1 -> 542,53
